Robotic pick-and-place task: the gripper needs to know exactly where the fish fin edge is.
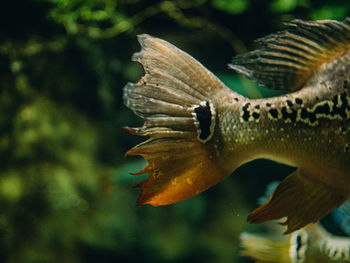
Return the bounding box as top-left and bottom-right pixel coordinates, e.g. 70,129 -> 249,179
240,233 -> 290,262
247,169 -> 348,234
126,137 -> 229,206
124,34 -> 234,206
230,17 -> 350,91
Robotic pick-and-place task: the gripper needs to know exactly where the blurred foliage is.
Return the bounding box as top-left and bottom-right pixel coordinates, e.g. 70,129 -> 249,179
213,0 -> 250,14
0,0 -> 348,262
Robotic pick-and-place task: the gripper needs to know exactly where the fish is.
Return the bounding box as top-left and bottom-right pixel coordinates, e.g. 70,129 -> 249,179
241,182 -> 350,262
123,17 -> 350,234
240,223 -> 350,263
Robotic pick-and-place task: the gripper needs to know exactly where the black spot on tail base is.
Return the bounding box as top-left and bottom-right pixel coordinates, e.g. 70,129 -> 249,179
193,101 -> 215,143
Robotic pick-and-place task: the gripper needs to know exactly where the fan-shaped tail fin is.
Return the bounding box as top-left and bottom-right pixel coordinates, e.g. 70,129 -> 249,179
124,34 -> 233,205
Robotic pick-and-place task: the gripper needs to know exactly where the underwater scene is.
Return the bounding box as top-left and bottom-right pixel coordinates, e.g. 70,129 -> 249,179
1,0 -> 349,262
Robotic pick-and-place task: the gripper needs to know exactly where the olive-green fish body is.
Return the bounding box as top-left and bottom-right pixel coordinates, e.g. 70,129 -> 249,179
218,54 -> 350,188
124,18 -> 350,233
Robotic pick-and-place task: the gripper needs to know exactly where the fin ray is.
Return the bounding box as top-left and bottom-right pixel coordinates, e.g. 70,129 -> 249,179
240,233 -> 291,262
230,18 -> 350,90
247,169 -> 348,234
124,34 -> 232,206
126,138 -> 228,205
124,84 -> 193,118
130,82 -> 201,105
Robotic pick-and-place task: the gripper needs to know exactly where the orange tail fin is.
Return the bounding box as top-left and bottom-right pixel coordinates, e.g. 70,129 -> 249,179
123,34 -> 232,205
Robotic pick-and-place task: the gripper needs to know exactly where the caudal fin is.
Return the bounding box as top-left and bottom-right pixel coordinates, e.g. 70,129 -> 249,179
124,34 -> 232,206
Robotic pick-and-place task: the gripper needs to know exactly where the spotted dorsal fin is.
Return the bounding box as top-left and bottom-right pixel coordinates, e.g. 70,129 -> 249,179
229,17 -> 350,91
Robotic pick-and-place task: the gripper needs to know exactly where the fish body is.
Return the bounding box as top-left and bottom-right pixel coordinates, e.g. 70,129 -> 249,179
124,18 -> 350,233
241,223 -> 350,263
217,71 -> 350,179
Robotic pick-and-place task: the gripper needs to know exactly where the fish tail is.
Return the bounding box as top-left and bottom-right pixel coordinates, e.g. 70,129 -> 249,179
124,34 -> 232,206
240,233 -> 291,263
241,229 -> 310,263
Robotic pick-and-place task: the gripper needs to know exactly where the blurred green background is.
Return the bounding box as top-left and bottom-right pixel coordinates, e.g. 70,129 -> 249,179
0,0 -> 348,262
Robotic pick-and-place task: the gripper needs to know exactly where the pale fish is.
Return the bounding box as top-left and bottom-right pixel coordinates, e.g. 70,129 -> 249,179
123,18 -> 350,233
241,223 -> 350,263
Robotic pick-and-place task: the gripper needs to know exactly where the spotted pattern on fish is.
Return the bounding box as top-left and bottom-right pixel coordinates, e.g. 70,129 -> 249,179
240,81 -> 350,127
241,102 -> 251,122
268,108 -> 279,120
240,102 -> 261,122
295,98 -> 303,105
281,105 -> 297,123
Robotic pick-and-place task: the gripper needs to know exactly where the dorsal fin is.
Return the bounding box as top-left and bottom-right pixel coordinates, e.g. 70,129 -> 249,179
229,17 -> 350,91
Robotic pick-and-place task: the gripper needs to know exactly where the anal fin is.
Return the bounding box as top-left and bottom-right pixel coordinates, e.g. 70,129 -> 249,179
247,169 -> 348,234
